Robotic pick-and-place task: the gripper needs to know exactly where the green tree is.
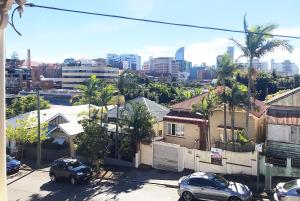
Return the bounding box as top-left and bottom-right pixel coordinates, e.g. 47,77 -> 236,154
231,15 -> 293,137
120,102 -> 155,160
217,54 -> 235,145
294,74 -> 300,88
6,116 -> 48,161
7,95 -> 50,119
75,120 -> 111,172
72,75 -> 102,119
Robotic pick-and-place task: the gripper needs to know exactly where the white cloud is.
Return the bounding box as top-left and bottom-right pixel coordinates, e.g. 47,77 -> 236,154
273,27 -> 300,36
137,36 -> 300,70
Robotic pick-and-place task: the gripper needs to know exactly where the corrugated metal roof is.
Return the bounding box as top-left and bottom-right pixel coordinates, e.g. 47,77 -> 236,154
267,87 -> 300,105
170,93 -> 208,111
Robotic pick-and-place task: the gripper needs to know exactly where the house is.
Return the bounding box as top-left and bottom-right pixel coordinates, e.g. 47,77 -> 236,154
265,87 -> 300,177
209,98 -> 266,149
162,93 -> 208,150
6,104 -> 114,157
107,97 -> 170,137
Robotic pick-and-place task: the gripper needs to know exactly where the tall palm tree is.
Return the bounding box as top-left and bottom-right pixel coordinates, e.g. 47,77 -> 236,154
217,54 -> 235,147
228,82 -> 247,147
231,15 -> 293,137
72,75 -> 101,119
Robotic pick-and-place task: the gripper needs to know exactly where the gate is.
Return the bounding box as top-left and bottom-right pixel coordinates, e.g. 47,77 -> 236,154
153,141 -> 181,172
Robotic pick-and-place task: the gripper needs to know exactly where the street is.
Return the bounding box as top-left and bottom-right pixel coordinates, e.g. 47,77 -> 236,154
7,170 -> 180,201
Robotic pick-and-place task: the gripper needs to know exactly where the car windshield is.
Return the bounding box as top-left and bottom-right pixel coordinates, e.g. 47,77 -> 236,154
283,180 -> 299,190
67,161 -> 82,169
213,175 -> 229,188
6,155 -> 13,162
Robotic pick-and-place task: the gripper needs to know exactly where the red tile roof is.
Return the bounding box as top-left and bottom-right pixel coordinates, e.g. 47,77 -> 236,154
170,93 -> 208,111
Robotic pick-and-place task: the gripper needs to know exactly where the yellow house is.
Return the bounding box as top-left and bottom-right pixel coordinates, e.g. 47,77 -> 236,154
162,93 -> 208,150
209,98 -> 267,147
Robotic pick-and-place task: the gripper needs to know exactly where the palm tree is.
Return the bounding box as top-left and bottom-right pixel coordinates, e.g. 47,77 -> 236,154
72,75 -> 101,119
228,82 -> 248,147
192,89 -> 218,150
231,15 -> 293,137
217,54 -> 235,146
98,84 -> 118,125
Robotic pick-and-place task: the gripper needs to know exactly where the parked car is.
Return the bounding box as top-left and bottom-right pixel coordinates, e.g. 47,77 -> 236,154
49,158 -> 92,185
274,179 -> 300,201
6,155 -> 21,174
178,172 -> 252,201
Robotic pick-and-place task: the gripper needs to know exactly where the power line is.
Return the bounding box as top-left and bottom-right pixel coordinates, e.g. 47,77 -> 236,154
24,3 -> 300,40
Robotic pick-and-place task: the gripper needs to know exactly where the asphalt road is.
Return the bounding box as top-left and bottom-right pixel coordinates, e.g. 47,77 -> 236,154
7,170 -> 180,201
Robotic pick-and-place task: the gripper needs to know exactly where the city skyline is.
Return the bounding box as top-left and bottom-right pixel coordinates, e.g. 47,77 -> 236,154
6,0 -> 300,68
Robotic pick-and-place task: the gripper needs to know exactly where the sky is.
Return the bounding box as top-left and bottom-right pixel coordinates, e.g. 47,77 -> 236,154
6,0 -> 300,69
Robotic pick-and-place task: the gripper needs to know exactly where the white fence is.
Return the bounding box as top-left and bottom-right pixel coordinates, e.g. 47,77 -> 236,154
139,141 -> 258,175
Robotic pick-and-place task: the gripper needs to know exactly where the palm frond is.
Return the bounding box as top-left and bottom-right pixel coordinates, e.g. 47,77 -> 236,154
255,39 -> 294,57
229,37 -> 249,57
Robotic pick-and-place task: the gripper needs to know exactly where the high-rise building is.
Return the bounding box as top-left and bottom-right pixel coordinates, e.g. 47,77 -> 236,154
216,55 -> 223,68
142,57 -> 179,78
175,47 -> 184,61
175,47 -> 192,72
62,59 -> 119,89
227,46 -> 234,61
106,54 -> 141,70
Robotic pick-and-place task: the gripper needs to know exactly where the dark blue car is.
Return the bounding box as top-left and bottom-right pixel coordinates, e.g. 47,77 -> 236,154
6,155 -> 21,174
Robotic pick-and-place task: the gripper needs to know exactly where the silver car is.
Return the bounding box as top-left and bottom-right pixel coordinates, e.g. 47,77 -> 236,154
178,172 -> 252,201
274,179 -> 300,201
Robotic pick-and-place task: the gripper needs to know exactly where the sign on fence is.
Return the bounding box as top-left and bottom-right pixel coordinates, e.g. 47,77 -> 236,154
211,148 -> 222,166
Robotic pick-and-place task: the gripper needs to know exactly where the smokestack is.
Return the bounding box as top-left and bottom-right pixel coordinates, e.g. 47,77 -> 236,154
27,49 -> 31,68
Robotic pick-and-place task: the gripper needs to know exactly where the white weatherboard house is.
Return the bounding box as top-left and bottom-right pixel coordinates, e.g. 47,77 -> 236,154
266,87 -> 300,177
6,104 -> 114,157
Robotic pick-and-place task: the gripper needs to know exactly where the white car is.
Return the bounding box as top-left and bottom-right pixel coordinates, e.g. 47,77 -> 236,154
274,179 -> 300,201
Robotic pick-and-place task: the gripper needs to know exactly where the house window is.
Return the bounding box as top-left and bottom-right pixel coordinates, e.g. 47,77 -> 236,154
167,123 -> 184,137
290,126 -> 300,144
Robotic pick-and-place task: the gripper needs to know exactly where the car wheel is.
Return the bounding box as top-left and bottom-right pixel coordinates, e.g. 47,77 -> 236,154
70,176 -> 77,185
182,191 -> 193,201
50,173 -> 56,182
229,196 -> 241,201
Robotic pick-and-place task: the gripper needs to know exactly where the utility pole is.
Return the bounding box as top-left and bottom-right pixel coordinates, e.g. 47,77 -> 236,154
36,87 -> 41,168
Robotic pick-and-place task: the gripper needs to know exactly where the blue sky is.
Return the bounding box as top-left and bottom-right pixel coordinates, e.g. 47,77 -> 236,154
6,0 -> 300,67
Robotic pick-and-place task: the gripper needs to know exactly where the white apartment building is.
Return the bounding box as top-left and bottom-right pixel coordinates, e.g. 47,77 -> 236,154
62,61 -> 119,89
142,57 -> 179,78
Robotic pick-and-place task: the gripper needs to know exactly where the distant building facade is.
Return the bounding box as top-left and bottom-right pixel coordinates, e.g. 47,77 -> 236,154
62,59 -> 119,89
189,64 -> 215,80
106,54 -> 141,70
271,59 -> 299,76
227,46 -> 234,61
142,57 -> 179,78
